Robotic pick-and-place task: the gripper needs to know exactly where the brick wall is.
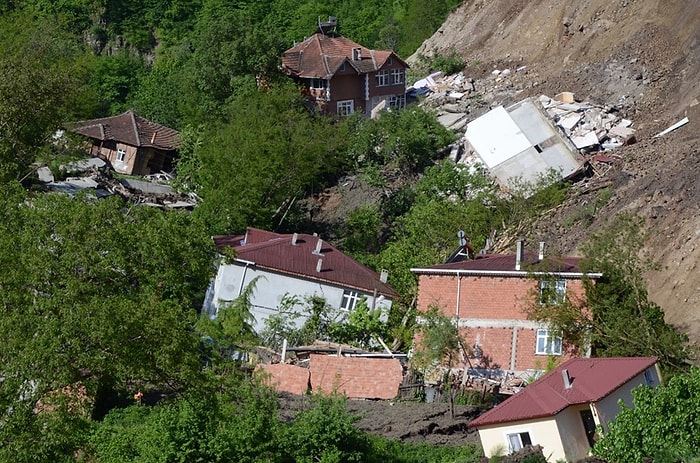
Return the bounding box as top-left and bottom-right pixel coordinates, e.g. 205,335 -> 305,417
257,356 -> 404,400
416,273 -> 587,371
310,354 -> 404,400
258,363 -> 310,395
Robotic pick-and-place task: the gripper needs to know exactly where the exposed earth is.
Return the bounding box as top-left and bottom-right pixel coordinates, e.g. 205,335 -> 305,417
302,0 -> 700,447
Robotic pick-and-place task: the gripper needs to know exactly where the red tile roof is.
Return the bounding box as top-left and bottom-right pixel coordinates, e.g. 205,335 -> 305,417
69,111 -> 180,151
469,357 -> 658,427
213,227 -> 399,298
281,33 -> 406,79
412,253 -> 600,276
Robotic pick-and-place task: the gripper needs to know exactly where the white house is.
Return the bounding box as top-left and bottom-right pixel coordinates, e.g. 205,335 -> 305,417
469,357 -> 661,462
203,227 -> 398,334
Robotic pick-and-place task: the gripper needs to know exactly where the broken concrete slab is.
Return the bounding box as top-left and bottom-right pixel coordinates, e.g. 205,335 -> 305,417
437,112 -> 468,129
571,131 -> 599,149
120,178 -> 175,195
37,166 -> 54,183
60,157 -> 107,173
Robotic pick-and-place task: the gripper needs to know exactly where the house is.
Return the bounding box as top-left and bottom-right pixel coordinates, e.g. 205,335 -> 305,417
469,356 -> 661,462
203,227 -> 399,334
411,241 -> 602,375
281,17 -> 409,117
465,97 -> 585,189
69,111 -> 180,176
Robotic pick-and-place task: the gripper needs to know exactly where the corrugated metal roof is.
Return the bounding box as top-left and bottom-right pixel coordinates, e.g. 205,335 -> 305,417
412,252 -> 596,276
469,357 -> 658,427
213,227 -> 399,298
69,111 -> 180,150
281,33 -> 406,79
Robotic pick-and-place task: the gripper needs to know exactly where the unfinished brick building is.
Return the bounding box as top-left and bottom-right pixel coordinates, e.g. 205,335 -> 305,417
411,241 -> 602,376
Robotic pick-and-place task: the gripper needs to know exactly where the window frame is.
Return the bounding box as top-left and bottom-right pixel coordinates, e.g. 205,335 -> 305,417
536,328 -> 563,355
539,279 -> 567,305
116,147 -> 126,162
506,431 -> 532,453
337,99 -> 354,116
391,68 -> 404,85
375,70 -> 390,87
389,94 -> 406,109
340,290 -> 361,311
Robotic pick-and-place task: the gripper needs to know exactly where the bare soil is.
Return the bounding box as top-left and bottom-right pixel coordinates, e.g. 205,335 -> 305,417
278,393 -> 484,447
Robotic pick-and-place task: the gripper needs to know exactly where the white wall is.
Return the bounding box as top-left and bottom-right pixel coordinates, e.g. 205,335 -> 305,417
205,262 -> 392,334
478,418 -> 566,461
593,367 -> 658,429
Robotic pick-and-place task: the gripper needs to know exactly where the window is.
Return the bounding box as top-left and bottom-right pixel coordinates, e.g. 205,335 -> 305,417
536,329 -> 562,355
389,94 -> 406,109
506,432 -> 532,452
375,70 -> 389,87
539,279 -> 566,305
337,100 -> 354,116
340,290 -> 361,311
116,148 -> 126,162
391,68 -> 404,85
644,368 -> 656,385
310,78 -> 327,89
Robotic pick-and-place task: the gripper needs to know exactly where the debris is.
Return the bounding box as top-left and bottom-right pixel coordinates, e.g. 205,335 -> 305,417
654,117 -> 689,138
37,166 -> 54,183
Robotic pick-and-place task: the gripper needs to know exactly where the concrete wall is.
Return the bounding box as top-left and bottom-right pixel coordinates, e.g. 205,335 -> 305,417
478,418 -> 565,460
593,366 -> 660,429
416,273 -> 586,371
258,355 -> 404,400
207,262 -> 392,334
556,405 -> 596,462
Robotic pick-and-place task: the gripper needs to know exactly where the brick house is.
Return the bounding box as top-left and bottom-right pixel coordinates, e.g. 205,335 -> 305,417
69,111 -> 180,176
411,241 -> 602,375
203,227 -> 399,334
281,17 -> 409,117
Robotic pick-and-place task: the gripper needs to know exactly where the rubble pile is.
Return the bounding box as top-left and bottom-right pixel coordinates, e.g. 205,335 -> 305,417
539,93 -> 636,153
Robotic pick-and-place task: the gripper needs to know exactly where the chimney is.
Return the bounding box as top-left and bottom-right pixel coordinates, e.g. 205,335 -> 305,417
316,258 -> 323,273
313,238 -> 323,255
539,241 -> 546,260
515,239 -> 524,270
562,369 -> 573,389
380,269 -> 388,283
352,48 -> 362,61
292,233 -> 298,245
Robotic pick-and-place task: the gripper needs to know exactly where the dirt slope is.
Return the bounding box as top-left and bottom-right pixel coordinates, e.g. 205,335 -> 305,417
410,0 -> 700,346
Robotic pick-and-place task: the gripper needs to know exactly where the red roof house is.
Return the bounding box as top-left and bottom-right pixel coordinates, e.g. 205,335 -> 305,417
469,356 -> 661,461
69,111 -> 180,176
204,227 -> 399,334
281,18 -> 408,117
411,241 -> 602,375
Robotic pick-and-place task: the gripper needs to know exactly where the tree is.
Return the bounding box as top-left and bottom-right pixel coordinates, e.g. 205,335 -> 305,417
527,213 -> 695,375
593,368 -> 700,463
412,306 -> 468,419
176,82 -> 347,234
0,186 -> 216,460
0,11 -> 91,183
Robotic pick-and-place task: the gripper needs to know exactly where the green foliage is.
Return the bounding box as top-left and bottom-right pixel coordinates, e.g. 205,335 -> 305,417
593,368 -> 700,463
348,108 -> 456,174
178,83 -> 346,234
580,213 -> 695,374
88,50 -> 146,115
0,185 -> 215,457
562,187 -> 613,228
367,436 -> 482,463
284,394 -> 369,463
416,49 -> 466,75
343,203 -> 383,255
0,11 -> 91,182
327,298 -> 388,350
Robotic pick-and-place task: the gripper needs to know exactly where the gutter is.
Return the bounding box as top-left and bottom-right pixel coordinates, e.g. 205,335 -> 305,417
410,268 -> 603,279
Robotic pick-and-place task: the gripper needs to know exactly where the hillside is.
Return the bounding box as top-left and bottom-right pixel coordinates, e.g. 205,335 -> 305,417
409,0 -> 700,346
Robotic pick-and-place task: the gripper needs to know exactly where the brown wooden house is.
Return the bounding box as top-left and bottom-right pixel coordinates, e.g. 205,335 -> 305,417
69,111 -> 180,176
281,19 -> 409,117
